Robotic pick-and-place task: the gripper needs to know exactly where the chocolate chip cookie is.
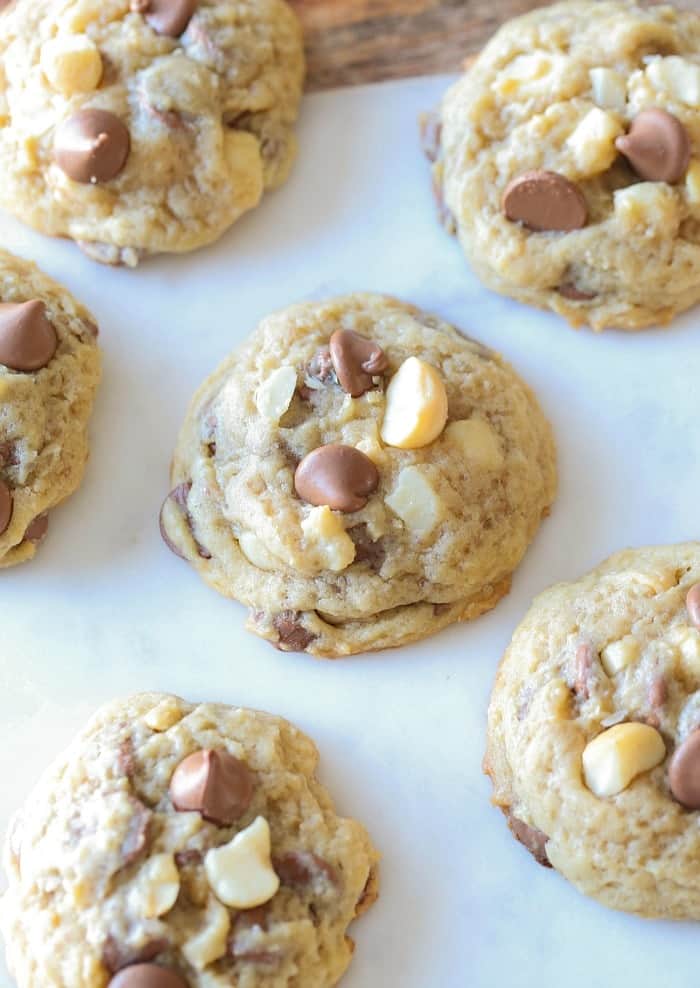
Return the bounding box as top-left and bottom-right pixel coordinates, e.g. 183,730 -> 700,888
161,293 -> 557,657
428,1 -> 700,330
485,543 -> 700,918
0,0 -> 304,266
0,249 -> 100,567
0,693 -> 379,988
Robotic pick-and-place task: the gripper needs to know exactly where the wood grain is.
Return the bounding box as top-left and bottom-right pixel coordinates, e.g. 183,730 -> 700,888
289,0 -> 700,90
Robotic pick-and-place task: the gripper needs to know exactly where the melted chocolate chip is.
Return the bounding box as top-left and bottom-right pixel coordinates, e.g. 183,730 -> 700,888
169,749 -> 254,826
54,109 -> 130,184
669,729 -> 700,809
273,851 -> 339,891
23,514 -> 48,545
132,0 -> 197,37
294,444 -> 379,513
349,524 -> 385,570
102,937 -> 171,975
505,810 -> 551,868
108,964 -> 188,988
0,300 -> 57,372
159,482 -> 211,560
502,170 -> 587,232
0,479 -> 12,535
119,797 -> 152,868
574,643 -> 594,700
329,330 -> 388,397
272,611 -> 316,652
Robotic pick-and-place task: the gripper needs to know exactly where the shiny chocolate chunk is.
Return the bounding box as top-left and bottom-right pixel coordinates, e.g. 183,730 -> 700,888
109,963 -> 188,988
502,170 -> 587,232
329,329 -> 388,397
616,108 -> 690,183
0,479 -> 12,535
54,109 -> 130,184
0,300 -> 57,372
169,749 -> 254,826
669,729 -> 700,809
272,611 -> 316,652
294,444 -> 379,513
132,0 -> 197,37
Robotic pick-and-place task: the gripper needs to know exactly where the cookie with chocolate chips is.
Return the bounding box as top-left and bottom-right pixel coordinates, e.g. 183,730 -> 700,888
430,1 -> 700,330
0,249 -> 100,567
161,293 -> 556,657
0,0 -> 304,266
0,692 -> 378,988
485,542 -> 700,918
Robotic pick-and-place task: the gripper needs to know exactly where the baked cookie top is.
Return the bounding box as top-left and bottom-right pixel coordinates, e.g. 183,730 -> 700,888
0,248 -> 100,568
0,693 -> 378,988
486,543 -> 700,919
0,0 -> 304,265
435,1 -> 700,330
161,293 -> 557,657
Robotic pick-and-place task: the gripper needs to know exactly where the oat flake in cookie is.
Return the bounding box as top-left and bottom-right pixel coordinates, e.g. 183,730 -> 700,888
0,0 -> 304,266
0,693 -> 379,988
429,1 -> 700,330
161,293 -> 556,657
485,543 -> 700,918
0,249 -> 100,567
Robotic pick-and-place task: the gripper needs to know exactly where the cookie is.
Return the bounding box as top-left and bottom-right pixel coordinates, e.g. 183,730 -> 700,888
161,293 -> 557,658
429,1 -> 700,330
0,692 -> 379,988
0,0 -> 304,266
0,249 -> 100,568
485,543 -> 700,918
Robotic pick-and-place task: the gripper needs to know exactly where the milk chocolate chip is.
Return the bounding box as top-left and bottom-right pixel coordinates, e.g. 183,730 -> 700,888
132,0 -> 197,36
169,749 -> 254,826
0,479 -> 12,535
272,611 -> 316,652
669,729 -> 700,808
23,514 -> 48,545
687,583 -> 700,629
329,330 -> 388,397
109,964 -> 188,988
54,109 -> 130,184
294,444 -> 379,513
616,108 -> 690,183
0,301 -> 57,371
502,170 -> 587,232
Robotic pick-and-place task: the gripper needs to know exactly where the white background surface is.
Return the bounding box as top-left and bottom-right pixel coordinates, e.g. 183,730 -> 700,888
2,74 -> 700,988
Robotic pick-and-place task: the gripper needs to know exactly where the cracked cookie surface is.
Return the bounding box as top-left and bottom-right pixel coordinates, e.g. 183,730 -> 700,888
162,293 -> 556,657
0,248 -> 100,567
0,0 -> 304,265
485,543 -> 700,918
434,1 -> 700,330
0,692 -> 378,988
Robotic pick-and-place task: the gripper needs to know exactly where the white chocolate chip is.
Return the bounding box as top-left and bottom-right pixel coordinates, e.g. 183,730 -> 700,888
301,505 -> 356,572
381,357 -> 448,449
129,853 -> 180,919
354,422 -> 387,465
646,55 -> 700,106
224,130 -> 264,212
444,418 -> 503,470
566,107 -> 623,176
686,159 -> 700,204
600,636 -> 640,676
205,816 -> 279,909
589,67 -> 627,112
669,626 -> 700,676
239,531 -> 282,571
182,898 -> 231,971
143,697 -> 184,732
613,183 -> 679,234
582,722 -> 665,797
40,36 -> 102,96
385,466 -> 444,538
255,366 -> 297,422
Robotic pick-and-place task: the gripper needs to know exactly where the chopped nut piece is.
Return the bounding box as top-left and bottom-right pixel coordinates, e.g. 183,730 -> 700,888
205,817 -> 279,909
40,36 -> 102,95
600,636 -> 640,676
589,67 -> 626,112
566,108 -> 622,176
444,418 -> 503,469
385,466 -> 444,538
613,183 -> 679,234
301,505 -> 356,572
380,357 -> 448,449
255,366 -> 297,422
144,697 -> 184,732
129,853 -> 180,918
582,722 -> 665,797
182,897 -> 231,970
